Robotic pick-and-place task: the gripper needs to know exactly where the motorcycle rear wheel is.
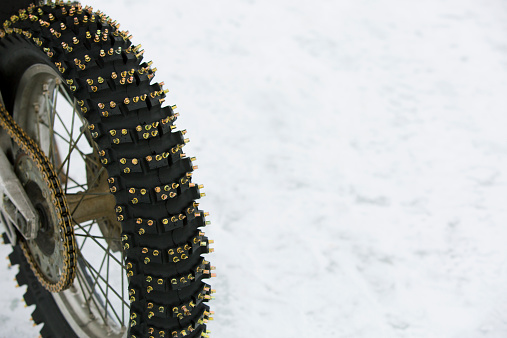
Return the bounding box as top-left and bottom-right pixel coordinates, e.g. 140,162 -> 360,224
0,2 -> 214,337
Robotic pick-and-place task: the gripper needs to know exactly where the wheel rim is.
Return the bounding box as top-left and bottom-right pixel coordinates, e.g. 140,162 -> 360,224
13,64 -> 128,337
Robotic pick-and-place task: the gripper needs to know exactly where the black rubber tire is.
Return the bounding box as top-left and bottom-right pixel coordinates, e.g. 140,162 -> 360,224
0,2 -> 213,338
5,233 -> 79,338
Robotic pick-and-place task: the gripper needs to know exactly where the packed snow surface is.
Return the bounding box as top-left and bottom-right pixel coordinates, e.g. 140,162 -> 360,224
1,0 -> 507,337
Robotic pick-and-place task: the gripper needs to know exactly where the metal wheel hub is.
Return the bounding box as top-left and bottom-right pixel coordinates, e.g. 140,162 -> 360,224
15,154 -> 63,282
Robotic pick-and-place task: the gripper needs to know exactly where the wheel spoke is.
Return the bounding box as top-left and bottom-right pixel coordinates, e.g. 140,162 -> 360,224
75,233 -> 120,242
56,126 -> 87,176
45,82 -> 58,164
64,98 -> 77,193
77,222 -> 94,251
52,102 -> 72,140
74,221 -> 124,267
40,109 -> 100,171
64,175 -> 87,191
80,255 -> 129,313
85,250 -> 108,307
74,267 -> 95,317
58,85 -> 101,155
75,267 -> 110,327
69,166 -> 105,217
69,192 -> 113,196
105,248 -> 110,320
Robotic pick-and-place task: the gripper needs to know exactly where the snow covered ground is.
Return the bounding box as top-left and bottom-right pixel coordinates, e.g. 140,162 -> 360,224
2,0 -> 507,336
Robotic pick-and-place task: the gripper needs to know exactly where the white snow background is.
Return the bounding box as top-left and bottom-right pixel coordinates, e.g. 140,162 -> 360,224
1,0 -> 507,337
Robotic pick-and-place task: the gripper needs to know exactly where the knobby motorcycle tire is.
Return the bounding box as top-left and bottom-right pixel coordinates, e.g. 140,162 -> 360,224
0,2 -> 214,338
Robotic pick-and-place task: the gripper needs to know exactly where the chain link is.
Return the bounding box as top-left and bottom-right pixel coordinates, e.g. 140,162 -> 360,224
0,102 -> 77,292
